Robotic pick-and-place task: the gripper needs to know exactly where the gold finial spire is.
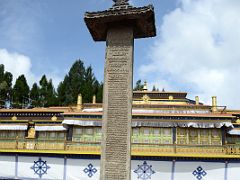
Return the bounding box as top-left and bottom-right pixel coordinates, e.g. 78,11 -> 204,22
77,94 -> 83,111
143,80 -> 148,91
93,95 -> 96,104
195,96 -> 199,105
212,96 -> 217,113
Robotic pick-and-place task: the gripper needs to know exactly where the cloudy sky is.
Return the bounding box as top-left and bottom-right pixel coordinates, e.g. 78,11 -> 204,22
0,0 -> 239,109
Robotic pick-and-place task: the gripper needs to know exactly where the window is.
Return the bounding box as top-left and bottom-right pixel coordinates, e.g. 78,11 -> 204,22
9,131 -> 15,138
75,128 -> 82,134
39,132 -> 46,138
95,128 -> 102,135
86,128 -> 93,135
163,128 -> 170,136
200,129 -> 209,136
189,129 -> 197,136
0,131 -> 7,138
143,128 -> 150,135
133,128 -> 139,135
49,132 -> 56,138
153,129 -> 160,135
211,129 -> 219,137
17,131 -> 25,138
177,128 -> 186,136
58,132 -> 65,138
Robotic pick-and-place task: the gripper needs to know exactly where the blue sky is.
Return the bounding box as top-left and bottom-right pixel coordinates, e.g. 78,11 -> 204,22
0,0 -> 240,109
0,0 -> 176,83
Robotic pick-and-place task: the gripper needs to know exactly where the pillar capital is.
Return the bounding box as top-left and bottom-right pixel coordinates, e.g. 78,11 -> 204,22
113,0 -> 129,6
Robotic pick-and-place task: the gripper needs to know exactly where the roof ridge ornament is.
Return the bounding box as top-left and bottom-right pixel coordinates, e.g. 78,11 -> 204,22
113,0 -> 130,6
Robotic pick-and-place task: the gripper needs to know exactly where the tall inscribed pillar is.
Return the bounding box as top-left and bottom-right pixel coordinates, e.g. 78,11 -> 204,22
101,26 -> 133,179
84,1 -> 156,179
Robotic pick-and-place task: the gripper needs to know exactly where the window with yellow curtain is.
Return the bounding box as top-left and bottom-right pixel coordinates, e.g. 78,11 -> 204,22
176,128 -> 187,144
189,128 -> 198,145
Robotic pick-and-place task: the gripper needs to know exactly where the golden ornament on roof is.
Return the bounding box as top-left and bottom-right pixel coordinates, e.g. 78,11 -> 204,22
51,115 -> 57,121
11,116 -> 17,121
142,94 -> 150,102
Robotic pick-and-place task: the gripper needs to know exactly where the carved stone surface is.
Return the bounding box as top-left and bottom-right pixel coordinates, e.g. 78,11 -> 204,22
84,1 -> 156,179
100,26 -> 133,180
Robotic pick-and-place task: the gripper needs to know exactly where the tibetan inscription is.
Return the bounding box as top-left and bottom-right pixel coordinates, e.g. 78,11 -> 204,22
100,27 -> 133,180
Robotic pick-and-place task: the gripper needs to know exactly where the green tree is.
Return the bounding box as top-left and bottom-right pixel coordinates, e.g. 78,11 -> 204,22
57,76 -> 68,106
96,82 -> 103,103
152,85 -> 156,91
57,60 -> 104,105
39,75 -> 48,107
0,64 -> 13,106
46,79 -> 58,106
57,60 -> 85,105
13,74 -> 29,107
82,66 -> 97,103
68,60 -> 85,103
39,75 -> 58,107
133,79 -> 144,91
30,83 -> 40,107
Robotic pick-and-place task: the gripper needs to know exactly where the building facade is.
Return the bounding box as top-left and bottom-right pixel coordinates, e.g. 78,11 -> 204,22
0,84 -> 240,179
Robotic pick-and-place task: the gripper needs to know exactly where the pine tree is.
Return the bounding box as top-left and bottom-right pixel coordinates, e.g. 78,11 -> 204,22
0,64 -> 13,107
46,79 -> 58,106
82,66 -> 97,103
57,76 -> 68,106
57,60 -> 104,105
96,82 -> 103,103
134,79 -> 144,91
152,85 -> 156,91
39,75 -> 58,107
13,75 -> 29,108
57,60 -> 85,105
39,75 -> 48,107
30,83 -> 40,107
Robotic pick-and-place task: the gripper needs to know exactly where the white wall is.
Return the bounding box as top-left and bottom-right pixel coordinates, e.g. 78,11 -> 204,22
0,155 -> 239,180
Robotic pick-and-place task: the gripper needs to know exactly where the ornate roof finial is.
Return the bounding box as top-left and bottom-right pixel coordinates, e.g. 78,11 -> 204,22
113,0 -> 129,6
143,80 -> 148,91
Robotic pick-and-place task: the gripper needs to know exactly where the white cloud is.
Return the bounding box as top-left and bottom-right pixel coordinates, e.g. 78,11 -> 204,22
140,0 -> 240,109
0,48 -> 35,86
0,49 -> 61,89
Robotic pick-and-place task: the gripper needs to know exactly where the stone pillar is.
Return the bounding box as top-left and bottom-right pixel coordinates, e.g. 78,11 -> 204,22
100,26 -> 133,180
84,1 -> 156,179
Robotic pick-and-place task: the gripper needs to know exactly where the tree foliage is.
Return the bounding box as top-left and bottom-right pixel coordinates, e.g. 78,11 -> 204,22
152,85 -> 156,91
57,60 -> 85,106
12,75 -> 30,108
30,83 -> 40,107
57,60 -> 102,105
0,62 -> 154,108
133,79 -> 144,91
0,64 -> 13,107
0,59 -> 104,108
38,75 -> 58,107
